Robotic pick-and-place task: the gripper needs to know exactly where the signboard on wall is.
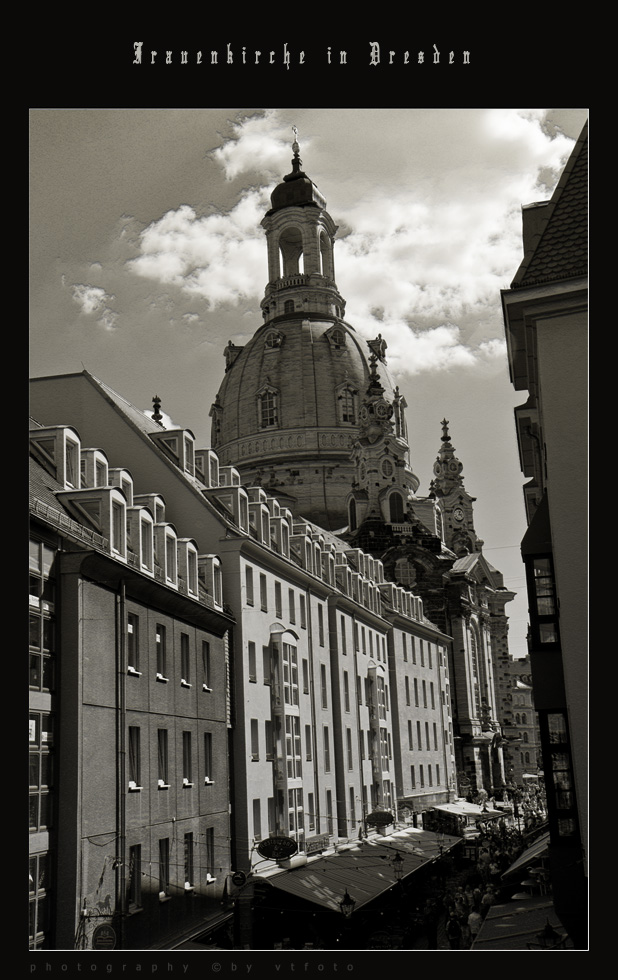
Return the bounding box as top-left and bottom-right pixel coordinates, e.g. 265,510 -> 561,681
256,836 -> 298,860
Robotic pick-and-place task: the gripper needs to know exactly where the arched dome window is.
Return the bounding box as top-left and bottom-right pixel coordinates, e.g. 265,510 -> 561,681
256,384 -> 279,429
515,713 -> 521,724
265,330 -> 283,349
522,713 -> 527,725
523,732 -> 529,743
338,387 -> 356,424
389,492 -> 404,523
525,752 -> 530,764
330,327 -> 345,348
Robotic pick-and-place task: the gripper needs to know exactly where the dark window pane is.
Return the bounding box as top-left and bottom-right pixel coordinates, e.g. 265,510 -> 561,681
30,614 -> 41,649
30,655 -> 41,688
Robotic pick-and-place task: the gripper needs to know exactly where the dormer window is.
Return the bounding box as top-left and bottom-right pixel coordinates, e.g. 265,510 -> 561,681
154,524 -> 178,588
81,449 -> 109,489
265,329 -> 284,348
178,539 -> 199,599
198,556 -> 223,610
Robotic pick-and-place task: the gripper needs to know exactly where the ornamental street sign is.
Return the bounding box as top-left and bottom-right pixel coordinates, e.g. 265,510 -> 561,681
92,924 -> 116,950
366,810 -> 394,828
256,836 -> 298,860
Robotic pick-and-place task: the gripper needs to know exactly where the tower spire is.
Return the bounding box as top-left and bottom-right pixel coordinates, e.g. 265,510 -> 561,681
430,418 -> 464,496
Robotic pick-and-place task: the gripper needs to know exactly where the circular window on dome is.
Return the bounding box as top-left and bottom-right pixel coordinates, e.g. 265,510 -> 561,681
381,458 -> 394,477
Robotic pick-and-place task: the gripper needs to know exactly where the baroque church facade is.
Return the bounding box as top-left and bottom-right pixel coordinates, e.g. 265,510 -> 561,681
210,137 -> 515,800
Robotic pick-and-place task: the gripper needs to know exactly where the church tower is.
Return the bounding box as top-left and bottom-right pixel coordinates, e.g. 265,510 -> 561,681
209,133 -> 399,531
429,419 -> 483,556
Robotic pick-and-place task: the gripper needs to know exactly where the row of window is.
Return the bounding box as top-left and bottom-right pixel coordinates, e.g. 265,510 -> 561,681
409,763 -> 441,789
407,719 -> 442,753
126,615 -> 213,690
29,712 -> 53,833
404,676 -> 438,709
127,830 -> 217,908
128,728 -> 215,790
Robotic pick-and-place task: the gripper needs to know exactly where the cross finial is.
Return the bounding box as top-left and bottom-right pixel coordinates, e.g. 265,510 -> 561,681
441,418 -> 450,442
152,395 -> 163,423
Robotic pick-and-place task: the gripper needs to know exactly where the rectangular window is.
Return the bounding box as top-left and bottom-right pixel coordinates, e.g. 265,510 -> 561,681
283,643 -> 299,705
428,644 -> 433,669
128,726 -> 141,788
360,730 -> 365,760
260,574 -> 268,611
417,721 -> 422,750
302,658 -> 309,694
156,625 -> 167,678
180,633 -> 190,686
128,845 -> 142,908
251,719 -> 259,761
362,626 -> 366,654
420,640 -> 424,667
166,534 -> 177,584
430,682 -> 435,709
305,724 -> 312,761
308,792 -> 315,832
425,721 -> 430,750
422,679 -> 427,708
184,833 -> 194,888
408,720 -> 413,750
405,676 -> 410,706
183,731 -> 193,785
326,789 -> 333,833
320,664 -> 328,708
288,589 -> 296,624
285,716 -> 302,778
346,728 -> 353,770
318,604 -> 325,646
402,633 -> 408,662
159,838 -> 170,898
268,797 -> 276,834
410,765 -> 416,788
349,787 -> 356,828
246,566 -> 254,606
141,519 -> 153,570
275,581 -> 282,618
343,671 -> 350,712
433,722 -> 438,750
411,636 -> 416,664
205,828 -> 215,877
340,616 -> 347,655
157,729 -> 168,787
414,678 -> 419,706
263,646 -> 271,685
265,720 -> 274,760
428,764 -> 433,786
323,726 -> 331,772
204,732 -> 213,783
300,594 -> 306,629
202,641 -> 212,691
127,613 -> 139,673
436,764 -> 440,785
253,799 -> 262,840
420,764 -> 425,788
248,641 -> 257,682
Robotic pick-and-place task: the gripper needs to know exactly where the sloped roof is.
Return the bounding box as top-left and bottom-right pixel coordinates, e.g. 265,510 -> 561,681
29,456 -> 66,511
512,121 -> 588,289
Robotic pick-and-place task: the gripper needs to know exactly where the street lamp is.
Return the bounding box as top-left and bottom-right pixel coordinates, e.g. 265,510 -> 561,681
339,890 -> 356,918
392,851 -> 404,881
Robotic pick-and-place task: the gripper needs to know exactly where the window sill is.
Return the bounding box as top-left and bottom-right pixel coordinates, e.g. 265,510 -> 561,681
184,884 -> 195,893
159,893 -> 172,904
204,777 -> 214,785
205,875 -> 217,885
251,755 -> 260,762
156,673 -> 169,683
128,784 -> 143,792
127,667 -> 142,677
158,782 -> 170,791
180,681 -> 192,689
183,780 -> 194,788
202,684 -> 212,693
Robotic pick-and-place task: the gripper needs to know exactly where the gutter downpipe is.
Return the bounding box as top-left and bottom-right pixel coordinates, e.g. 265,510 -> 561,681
116,581 -> 127,950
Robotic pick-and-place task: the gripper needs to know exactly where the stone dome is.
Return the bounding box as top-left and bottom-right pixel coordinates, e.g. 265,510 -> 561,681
210,317 -> 397,530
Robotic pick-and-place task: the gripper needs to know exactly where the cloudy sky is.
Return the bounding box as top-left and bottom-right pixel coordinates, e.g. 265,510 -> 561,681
29,107 -> 588,658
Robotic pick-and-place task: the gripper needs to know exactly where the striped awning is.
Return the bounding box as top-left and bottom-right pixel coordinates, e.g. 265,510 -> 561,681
267,828 -> 461,912
501,831 -> 550,879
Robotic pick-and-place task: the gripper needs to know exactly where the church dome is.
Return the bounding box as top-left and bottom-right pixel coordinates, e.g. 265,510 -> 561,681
208,134 -> 402,530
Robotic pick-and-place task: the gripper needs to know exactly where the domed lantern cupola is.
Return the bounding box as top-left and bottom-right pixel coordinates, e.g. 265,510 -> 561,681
260,128 -> 346,322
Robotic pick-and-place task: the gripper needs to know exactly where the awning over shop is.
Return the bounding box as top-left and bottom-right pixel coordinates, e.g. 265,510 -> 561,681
267,828 -> 461,913
431,801 -> 503,821
471,895 -> 573,950
501,831 -> 550,879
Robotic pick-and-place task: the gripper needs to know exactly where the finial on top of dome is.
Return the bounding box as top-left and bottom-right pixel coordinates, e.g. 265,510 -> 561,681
441,418 -> 451,442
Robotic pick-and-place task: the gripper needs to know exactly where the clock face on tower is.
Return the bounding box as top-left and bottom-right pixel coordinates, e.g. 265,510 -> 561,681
453,507 -> 464,523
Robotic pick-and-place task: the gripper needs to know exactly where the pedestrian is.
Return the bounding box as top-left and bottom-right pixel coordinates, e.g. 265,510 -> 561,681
445,913 -> 462,950
468,908 -> 482,944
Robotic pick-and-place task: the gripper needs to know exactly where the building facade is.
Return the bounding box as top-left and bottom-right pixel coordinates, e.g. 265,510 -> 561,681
501,121 -> 588,946
29,422 -> 234,951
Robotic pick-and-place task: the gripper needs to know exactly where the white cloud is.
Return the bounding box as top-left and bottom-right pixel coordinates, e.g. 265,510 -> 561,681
123,108 -> 578,373
71,284 -> 118,329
